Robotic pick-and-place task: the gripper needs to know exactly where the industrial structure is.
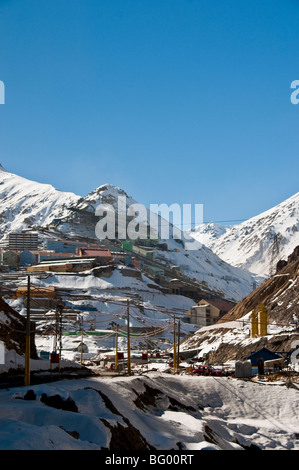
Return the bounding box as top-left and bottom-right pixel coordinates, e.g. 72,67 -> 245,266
250,304 -> 268,338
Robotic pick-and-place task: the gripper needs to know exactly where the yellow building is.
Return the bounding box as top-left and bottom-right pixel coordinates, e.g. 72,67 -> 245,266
250,309 -> 258,338
16,285 -> 56,299
258,304 -> 268,337
250,305 -> 268,337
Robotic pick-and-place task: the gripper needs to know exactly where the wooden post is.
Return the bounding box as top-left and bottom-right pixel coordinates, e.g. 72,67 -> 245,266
177,319 -> 180,372
80,331 -> 83,365
24,276 -> 31,386
173,315 -> 177,373
127,299 -> 131,375
115,325 -> 119,371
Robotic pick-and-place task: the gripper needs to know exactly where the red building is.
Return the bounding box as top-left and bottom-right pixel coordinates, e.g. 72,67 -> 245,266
76,247 -> 112,264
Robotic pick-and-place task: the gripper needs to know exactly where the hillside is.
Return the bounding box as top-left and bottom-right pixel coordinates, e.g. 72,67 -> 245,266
0,374 -> 299,450
180,245 -> 299,363
189,192 -> 299,277
0,165 -> 259,302
219,245 -> 299,325
0,165 -> 81,240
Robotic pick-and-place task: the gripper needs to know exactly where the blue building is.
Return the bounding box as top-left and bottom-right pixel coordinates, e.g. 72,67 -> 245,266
46,239 -> 85,254
247,348 -> 283,367
19,250 -> 37,267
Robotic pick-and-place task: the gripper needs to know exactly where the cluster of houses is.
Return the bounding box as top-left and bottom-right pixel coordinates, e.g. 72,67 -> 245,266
6,235 -> 286,374
0,232 -> 192,295
0,233 -> 115,272
0,232 -> 162,273
0,231 -> 236,327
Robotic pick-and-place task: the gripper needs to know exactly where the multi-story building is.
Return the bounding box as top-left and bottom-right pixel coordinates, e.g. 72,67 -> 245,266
8,232 -> 39,251
187,299 -> 221,327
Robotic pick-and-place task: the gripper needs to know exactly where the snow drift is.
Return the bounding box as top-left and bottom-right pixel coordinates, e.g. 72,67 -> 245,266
0,374 -> 298,450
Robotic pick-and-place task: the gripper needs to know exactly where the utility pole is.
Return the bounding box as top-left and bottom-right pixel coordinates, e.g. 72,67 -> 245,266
56,303 -> 63,375
127,299 -> 131,375
177,319 -> 180,372
173,315 -> 177,373
24,275 -> 31,386
115,325 -> 119,371
80,330 -> 84,365
57,303 -> 64,357
146,332 -> 149,372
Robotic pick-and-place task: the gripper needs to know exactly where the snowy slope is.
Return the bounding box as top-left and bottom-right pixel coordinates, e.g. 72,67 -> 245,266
0,165 -> 81,241
154,238 -> 259,302
187,222 -> 231,250
0,165 -> 260,300
0,374 -> 298,450
189,193 -> 299,277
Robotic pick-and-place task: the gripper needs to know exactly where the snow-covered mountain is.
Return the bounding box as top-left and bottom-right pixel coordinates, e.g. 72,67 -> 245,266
0,165 -> 81,240
189,192 -> 299,277
0,165 -> 260,301
188,222 -> 231,250
0,165 -> 131,241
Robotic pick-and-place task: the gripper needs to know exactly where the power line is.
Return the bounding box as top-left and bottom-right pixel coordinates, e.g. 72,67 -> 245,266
144,218 -> 247,228
210,375 -> 297,444
4,277 -> 298,331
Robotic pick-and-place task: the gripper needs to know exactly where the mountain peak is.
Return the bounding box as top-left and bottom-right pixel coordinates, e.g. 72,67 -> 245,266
0,164 -> 7,172
83,183 -> 136,208
190,192 -> 299,277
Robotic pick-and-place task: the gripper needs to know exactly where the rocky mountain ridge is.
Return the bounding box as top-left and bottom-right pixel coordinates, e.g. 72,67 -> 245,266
180,245 -> 299,363
219,244 -> 299,326
189,192 -> 299,277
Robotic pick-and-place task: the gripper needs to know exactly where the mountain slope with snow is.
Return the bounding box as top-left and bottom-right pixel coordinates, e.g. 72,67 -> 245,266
58,183 -> 260,301
0,165 -> 81,241
0,165 -> 260,301
179,245 -> 299,365
188,222 -> 231,250
189,193 -> 299,277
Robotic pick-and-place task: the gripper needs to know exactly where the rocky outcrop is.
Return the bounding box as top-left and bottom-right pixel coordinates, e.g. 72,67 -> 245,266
218,245 -> 299,326
179,246 -> 299,363
0,297 -> 37,359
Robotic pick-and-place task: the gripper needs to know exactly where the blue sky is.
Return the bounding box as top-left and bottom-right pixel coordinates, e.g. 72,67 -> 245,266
0,0 -> 299,226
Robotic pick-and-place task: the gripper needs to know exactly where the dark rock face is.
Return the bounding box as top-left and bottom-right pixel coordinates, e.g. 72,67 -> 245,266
0,297 -> 37,359
288,245 -> 299,264
276,259 -> 288,273
276,245 -> 299,272
85,387 -> 155,450
40,393 -> 78,412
